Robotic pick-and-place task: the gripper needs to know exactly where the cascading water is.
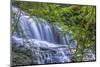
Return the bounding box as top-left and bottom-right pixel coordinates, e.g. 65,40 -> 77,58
12,6 -> 95,64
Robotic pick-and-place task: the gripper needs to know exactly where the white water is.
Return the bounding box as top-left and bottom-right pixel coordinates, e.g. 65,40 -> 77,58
12,6 -> 95,64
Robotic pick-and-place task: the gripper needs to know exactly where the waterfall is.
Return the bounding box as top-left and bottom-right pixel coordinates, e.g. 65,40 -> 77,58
12,6 -> 77,64
12,6 -> 95,64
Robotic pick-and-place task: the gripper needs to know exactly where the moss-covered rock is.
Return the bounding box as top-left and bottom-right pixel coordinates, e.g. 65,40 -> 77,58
12,47 -> 38,66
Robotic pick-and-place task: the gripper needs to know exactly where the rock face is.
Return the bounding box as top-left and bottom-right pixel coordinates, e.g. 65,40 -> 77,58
12,46 -> 43,66
12,47 -> 33,66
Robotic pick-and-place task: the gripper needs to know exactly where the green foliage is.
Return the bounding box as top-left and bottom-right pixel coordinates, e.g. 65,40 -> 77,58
12,1 -> 96,62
